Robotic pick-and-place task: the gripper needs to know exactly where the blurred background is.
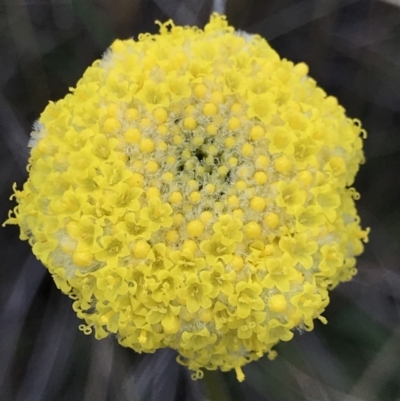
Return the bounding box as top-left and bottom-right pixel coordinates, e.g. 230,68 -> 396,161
1,0 -> 400,400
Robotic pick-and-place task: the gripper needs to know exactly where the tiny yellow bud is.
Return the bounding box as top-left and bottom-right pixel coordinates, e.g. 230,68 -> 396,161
165,230 -> 179,244
244,221 -> 261,239
146,187 -> 160,198
235,180 -> 247,190
228,157 -> 238,167
199,308 -> 213,323
264,213 -> 279,229
185,105 -> 196,115
140,138 -> 155,153
173,135 -> 184,145
129,173 -> 144,187
231,255 -> 244,270
204,184 -> 215,194
153,107 -> 168,123
194,84 -> 207,98
157,124 -> 169,135
228,195 -> 239,208
228,117 -> 241,130
188,180 -> 199,190
230,103 -> 242,113
203,103 -> 218,116
250,196 -> 266,212
274,156 -> 292,173
254,171 -> 267,185
200,211 -> 213,224
156,140 -> 168,151
73,250 -> 93,267
124,127 -> 141,144
207,144 -> 218,156
211,91 -> 224,104
107,104 -> 118,117
192,136 -> 204,147
189,191 -> 201,203
166,156 -> 176,165
256,155 -> 269,169
182,239 -> 198,253
103,117 -> 121,133
162,172 -> 174,183
187,220 -> 204,237
185,159 -> 196,170
232,209 -> 244,219
237,166 -> 251,179
183,117 -> 197,130
218,165 -> 229,177
140,117 -> 152,128
206,123 -> 218,135
268,294 -> 287,312
242,143 -> 254,157
145,160 -> 159,173
169,191 -> 183,204
225,137 -> 236,148
249,126 -> 265,141
133,240 -> 151,259
174,213 -> 184,226
181,150 -> 191,160
126,108 -> 139,121
297,170 -> 313,186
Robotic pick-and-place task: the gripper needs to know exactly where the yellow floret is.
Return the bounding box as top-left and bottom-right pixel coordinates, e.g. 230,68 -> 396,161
228,117 -> 241,130
254,171 -> 267,185
140,138 -> 155,153
250,196 -> 266,212
126,108 -> 139,121
274,156 -> 292,173
187,220 -> 204,237
203,103 -> 218,116
146,186 -> 160,198
225,137 -> 236,148
189,191 -> 201,203
200,211 -> 213,224
145,160 -> 159,173
165,230 -> 180,243
103,117 -> 121,133
194,84 -> 207,98
124,128 -> 141,143
256,155 -> 269,169
264,213 -> 279,229
249,126 -> 265,141
133,240 -> 151,258
183,117 -> 197,130
268,294 -> 287,312
169,191 -> 183,204
130,173 -> 144,187
72,250 -> 93,267
153,108 -> 168,124
244,221 -> 261,238
206,123 -> 218,135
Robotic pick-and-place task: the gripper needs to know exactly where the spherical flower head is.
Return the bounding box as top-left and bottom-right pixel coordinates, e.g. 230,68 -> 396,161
5,13 -> 369,381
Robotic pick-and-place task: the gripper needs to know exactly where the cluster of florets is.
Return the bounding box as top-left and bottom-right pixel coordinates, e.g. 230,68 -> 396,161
6,14 -> 368,381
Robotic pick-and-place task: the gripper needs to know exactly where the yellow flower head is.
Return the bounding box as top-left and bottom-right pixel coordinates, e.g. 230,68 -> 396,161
5,14 -> 369,381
